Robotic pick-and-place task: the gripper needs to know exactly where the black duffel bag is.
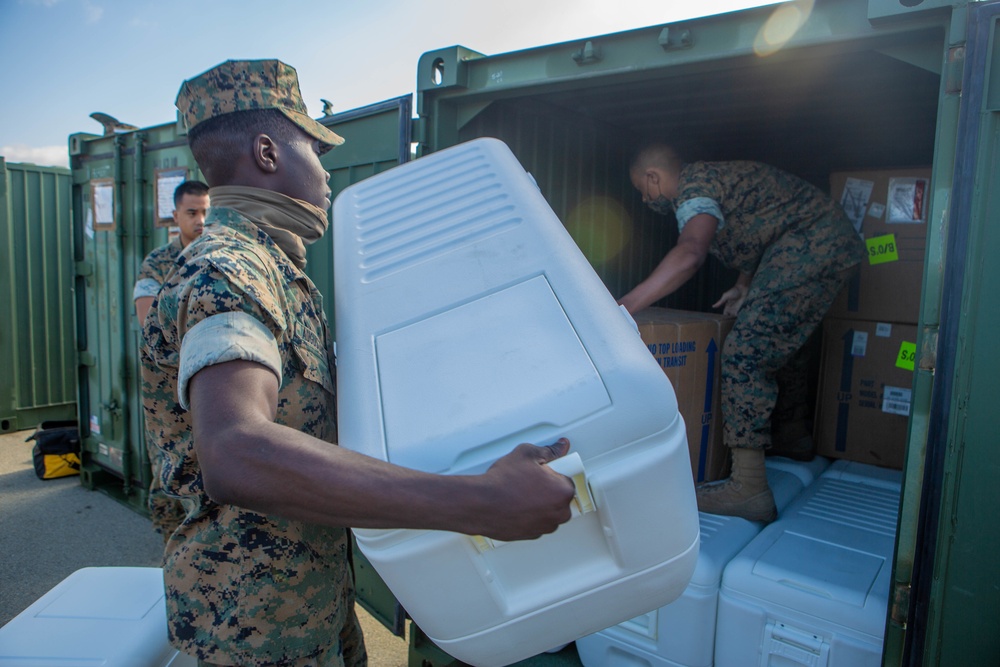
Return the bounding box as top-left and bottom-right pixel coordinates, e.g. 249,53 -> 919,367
26,420 -> 81,480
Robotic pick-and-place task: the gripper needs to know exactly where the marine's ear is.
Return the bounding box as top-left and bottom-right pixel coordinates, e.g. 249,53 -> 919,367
645,167 -> 662,188
253,133 -> 279,174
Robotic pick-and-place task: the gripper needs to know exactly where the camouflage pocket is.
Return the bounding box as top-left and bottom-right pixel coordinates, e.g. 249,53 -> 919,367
292,335 -> 335,395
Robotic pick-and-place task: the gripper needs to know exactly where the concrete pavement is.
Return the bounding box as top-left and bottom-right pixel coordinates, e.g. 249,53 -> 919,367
0,428 -> 587,667
0,428 -> 410,666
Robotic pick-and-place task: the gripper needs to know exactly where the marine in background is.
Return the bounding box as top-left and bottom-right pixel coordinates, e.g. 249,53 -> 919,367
621,143 -> 865,522
133,179 -> 209,540
133,180 -> 209,326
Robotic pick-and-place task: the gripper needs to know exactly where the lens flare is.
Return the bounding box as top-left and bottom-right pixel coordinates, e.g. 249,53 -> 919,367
565,196 -> 633,265
754,0 -> 814,57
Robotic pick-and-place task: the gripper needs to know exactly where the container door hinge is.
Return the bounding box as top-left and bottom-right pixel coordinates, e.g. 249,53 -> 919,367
75,260 -> 94,277
571,41 -> 602,65
891,582 -> 911,627
659,26 -> 693,51
919,326 -> 937,372
411,118 -> 425,149
944,45 -> 965,95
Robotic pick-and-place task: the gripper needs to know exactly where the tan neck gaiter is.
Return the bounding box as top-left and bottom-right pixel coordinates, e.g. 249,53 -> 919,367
208,186 -> 329,269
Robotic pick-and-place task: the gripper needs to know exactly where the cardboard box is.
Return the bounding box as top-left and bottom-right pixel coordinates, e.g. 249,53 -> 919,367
633,308 -> 734,483
814,318 -> 916,469
828,168 -> 932,324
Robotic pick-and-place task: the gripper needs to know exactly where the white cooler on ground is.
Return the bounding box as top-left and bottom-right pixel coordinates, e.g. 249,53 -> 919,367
764,454 -> 831,489
332,138 -> 700,667
0,567 -> 195,667
575,458 -> 828,667
714,460 -> 902,667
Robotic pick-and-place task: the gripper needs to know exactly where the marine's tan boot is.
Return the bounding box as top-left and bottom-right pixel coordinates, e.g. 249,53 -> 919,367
696,448 -> 777,522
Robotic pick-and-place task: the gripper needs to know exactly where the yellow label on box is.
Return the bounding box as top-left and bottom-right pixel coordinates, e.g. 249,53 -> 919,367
896,341 -> 917,371
867,234 -> 899,265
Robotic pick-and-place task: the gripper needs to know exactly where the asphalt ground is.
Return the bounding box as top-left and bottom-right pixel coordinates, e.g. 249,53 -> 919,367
0,428 -> 587,666
0,428 -> 410,665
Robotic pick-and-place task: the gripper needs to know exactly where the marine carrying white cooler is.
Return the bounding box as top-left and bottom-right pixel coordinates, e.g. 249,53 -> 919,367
332,138 -> 699,666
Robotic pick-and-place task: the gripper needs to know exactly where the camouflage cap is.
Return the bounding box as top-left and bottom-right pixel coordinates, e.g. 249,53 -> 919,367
175,59 -> 345,152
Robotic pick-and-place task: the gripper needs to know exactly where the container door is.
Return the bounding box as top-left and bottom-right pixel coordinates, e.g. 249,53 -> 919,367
891,2 -> 1000,665
313,94 -> 412,637
70,124 -> 203,514
311,94 -> 413,333
71,132 -> 137,502
0,159 -> 76,434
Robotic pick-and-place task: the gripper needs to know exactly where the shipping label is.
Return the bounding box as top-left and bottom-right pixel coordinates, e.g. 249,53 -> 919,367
887,177 -> 928,223
883,386 -> 912,416
851,331 -> 869,357
866,234 -> 899,265
840,177 -> 874,233
896,341 -> 917,371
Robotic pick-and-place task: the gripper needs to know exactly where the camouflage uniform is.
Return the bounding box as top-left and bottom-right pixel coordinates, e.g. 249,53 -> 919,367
140,207 -> 365,666
134,236 -> 184,303
134,236 -> 188,539
672,161 -> 865,450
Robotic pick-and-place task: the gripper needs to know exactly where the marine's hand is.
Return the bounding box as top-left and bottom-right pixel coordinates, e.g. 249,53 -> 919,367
473,439 -> 576,542
713,284 -> 747,316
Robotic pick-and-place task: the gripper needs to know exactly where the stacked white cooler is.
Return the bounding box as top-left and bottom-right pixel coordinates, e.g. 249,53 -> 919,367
575,457 -> 830,667
714,459 -> 902,666
0,567 -> 195,667
764,454 -> 833,490
332,138 -> 700,667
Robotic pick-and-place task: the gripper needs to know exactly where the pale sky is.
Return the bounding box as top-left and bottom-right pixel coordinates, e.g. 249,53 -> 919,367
0,0 -> 785,168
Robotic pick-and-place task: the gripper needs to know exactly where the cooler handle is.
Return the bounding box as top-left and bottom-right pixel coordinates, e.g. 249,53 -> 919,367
471,451 -> 595,553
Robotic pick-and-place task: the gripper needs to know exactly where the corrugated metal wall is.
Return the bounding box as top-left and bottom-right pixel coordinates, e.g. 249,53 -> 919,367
71,125 -> 205,510
0,158 -> 76,433
457,98 -> 736,310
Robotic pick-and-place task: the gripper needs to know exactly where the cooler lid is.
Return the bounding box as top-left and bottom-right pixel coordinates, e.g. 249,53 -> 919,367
376,275 -> 611,473
752,531 -> 886,608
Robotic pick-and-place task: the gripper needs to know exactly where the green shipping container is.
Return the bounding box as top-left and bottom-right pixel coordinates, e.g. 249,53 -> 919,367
69,124 -> 205,510
396,0 -> 998,664
0,158 -> 76,433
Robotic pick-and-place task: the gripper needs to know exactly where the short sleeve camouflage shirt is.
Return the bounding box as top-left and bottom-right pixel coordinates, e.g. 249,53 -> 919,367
133,236 -> 184,301
140,207 -> 356,666
674,161 -> 860,274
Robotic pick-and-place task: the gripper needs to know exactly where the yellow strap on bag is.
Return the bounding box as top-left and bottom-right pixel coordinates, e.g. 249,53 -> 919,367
27,421 -> 81,481
39,453 -> 82,480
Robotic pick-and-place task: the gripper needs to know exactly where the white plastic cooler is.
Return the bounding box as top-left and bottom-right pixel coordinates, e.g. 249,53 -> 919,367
0,567 -> 195,667
332,138 -> 699,666
575,457 -> 831,667
714,460 -> 902,667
